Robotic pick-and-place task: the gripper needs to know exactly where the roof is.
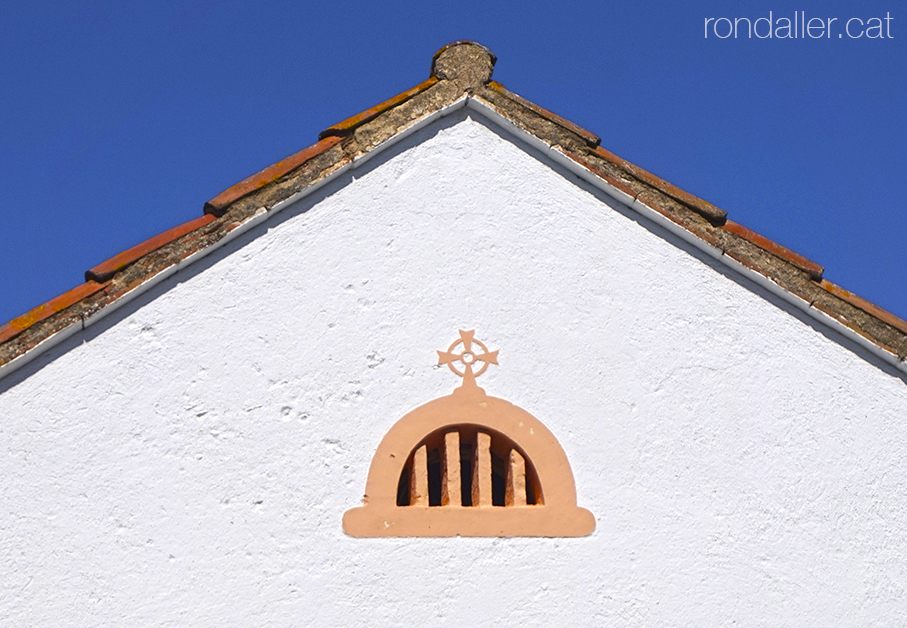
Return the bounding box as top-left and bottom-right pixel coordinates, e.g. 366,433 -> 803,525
2,41 -> 906,377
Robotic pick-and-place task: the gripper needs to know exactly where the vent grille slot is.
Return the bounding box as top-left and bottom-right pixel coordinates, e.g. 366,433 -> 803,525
396,425 -> 542,507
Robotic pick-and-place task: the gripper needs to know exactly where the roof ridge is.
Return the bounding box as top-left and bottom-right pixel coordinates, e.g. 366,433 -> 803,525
2,41 -> 904,375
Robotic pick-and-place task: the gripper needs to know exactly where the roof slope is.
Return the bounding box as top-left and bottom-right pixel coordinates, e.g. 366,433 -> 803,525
1,41 -> 905,377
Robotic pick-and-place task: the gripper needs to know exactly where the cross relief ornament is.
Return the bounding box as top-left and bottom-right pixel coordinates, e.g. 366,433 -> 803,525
437,329 -> 498,385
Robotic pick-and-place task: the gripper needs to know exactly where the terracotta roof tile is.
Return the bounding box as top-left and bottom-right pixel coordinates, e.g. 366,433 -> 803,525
557,146 -> 731,251
555,146 -> 638,200
319,77 -> 439,140
487,81 -> 601,148
86,213 -> 217,283
592,146 -> 727,225
0,281 -> 105,344
723,220 -> 824,280
819,279 -> 907,335
204,136 -> 344,216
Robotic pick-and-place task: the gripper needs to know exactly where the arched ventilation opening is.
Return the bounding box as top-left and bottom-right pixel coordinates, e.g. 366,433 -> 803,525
342,329 -> 595,537
395,425 -> 543,508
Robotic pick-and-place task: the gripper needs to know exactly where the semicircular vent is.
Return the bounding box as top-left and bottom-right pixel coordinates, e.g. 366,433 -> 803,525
396,425 -> 543,508
342,330 -> 595,537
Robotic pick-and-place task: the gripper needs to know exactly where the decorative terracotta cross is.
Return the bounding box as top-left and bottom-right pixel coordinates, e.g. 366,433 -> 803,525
437,329 -> 499,386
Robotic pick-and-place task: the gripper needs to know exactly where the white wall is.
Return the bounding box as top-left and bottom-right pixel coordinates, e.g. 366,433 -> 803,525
2,109 -> 906,626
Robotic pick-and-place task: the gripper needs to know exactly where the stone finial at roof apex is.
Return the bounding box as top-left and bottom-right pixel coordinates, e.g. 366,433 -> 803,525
431,41 -> 497,89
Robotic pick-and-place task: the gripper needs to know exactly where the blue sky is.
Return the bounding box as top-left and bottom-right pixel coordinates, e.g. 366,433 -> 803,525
1,1 -> 905,326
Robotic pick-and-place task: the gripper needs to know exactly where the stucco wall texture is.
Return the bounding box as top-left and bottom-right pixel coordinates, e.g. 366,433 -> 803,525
2,110 -> 906,626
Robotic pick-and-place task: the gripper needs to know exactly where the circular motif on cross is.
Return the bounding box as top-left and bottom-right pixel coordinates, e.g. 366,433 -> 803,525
437,329 -> 499,379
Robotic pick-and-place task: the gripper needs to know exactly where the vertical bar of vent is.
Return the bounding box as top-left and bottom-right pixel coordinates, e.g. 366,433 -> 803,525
410,444 -> 428,506
472,431 -> 493,507
506,449 -> 527,506
442,431 -> 461,506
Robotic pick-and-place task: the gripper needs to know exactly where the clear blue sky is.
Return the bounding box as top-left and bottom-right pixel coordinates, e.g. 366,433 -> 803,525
1,1 -> 905,326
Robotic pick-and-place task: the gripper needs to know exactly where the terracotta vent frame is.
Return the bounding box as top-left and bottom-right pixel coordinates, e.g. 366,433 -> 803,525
343,331 -> 595,537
